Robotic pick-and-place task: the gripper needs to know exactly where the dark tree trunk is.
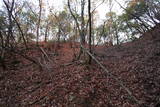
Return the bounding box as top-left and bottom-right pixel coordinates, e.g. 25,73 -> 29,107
3,0 -> 15,47
81,0 -> 86,45
44,22 -> 49,43
0,31 -> 6,70
88,0 -> 92,64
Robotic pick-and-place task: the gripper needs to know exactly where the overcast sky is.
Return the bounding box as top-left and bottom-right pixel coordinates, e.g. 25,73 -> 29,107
0,0 -> 126,23
44,0 -> 125,20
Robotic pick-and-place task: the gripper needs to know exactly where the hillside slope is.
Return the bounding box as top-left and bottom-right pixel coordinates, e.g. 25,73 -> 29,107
95,24 -> 160,106
0,24 -> 160,107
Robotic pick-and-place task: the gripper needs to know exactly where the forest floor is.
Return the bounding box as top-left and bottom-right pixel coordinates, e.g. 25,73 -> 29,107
0,25 -> 160,107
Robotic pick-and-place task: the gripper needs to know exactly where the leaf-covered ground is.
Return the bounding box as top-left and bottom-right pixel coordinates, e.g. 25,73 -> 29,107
0,25 -> 160,107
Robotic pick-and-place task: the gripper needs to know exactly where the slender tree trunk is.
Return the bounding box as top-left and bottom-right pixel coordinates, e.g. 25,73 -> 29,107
88,0 -> 92,64
57,27 -> 61,47
81,0 -> 86,44
11,14 -> 28,48
0,31 -> 6,70
44,22 -> 49,42
68,0 -> 86,61
36,0 -> 42,45
3,0 -> 14,47
115,24 -> 119,45
77,0 -> 86,60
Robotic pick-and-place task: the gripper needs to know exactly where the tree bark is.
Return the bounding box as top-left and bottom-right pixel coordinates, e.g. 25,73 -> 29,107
68,0 -> 85,60
88,0 -> 92,64
44,22 -> 49,42
3,0 -> 14,47
81,0 -> 86,44
36,0 -> 42,45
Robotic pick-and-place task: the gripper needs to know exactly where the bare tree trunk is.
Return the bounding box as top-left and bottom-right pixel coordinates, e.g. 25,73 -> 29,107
11,14 -> 28,48
57,28 -> 61,47
3,0 -> 14,47
88,0 -> 92,64
36,0 -> 42,45
81,0 -> 86,44
115,24 -> 119,45
77,0 -> 86,60
68,0 -> 85,61
0,31 -> 6,70
44,22 -> 49,42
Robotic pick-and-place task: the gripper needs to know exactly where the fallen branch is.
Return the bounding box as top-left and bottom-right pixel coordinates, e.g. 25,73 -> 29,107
60,62 -> 75,67
29,94 -> 47,105
60,60 -> 83,67
22,81 -> 52,97
80,45 -> 142,106
39,47 -> 53,63
38,47 -> 55,72
29,86 -> 54,106
5,47 -> 42,67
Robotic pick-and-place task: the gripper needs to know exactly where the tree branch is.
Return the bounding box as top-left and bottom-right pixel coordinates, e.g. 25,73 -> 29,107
81,45 -> 143,106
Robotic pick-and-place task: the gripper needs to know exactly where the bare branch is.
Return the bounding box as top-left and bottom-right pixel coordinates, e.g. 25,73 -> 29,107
81,45 -> 143,106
